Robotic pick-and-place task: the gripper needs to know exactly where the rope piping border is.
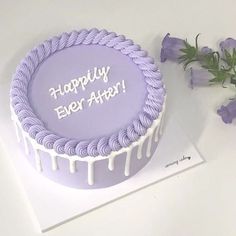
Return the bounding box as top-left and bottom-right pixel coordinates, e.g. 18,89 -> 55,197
10,28 -> 166,158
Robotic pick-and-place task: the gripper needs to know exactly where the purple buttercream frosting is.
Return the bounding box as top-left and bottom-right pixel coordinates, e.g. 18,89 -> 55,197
10,28 -> 165,157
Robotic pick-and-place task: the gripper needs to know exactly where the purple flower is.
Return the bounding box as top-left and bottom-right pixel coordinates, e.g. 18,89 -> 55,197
160,33 -> 185,62
220,38 -> 236,53
160,34 -> 213,64
188,67 -> 213,88
200,46 -> 213,55
197,47 -> 213,65
217,99 -> 236,124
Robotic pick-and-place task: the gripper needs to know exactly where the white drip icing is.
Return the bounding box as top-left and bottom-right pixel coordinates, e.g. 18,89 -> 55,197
23,134 -> 29,155
88,161 -> 95,185
51,155 -> 58,171
146,132 -> 153,158
154,125 -> 160,142
159,111 -> 165,136
10,94 -> 166,186
154,119 -> 161,142
137,136 -> 145,159
69,159 -> 76,173
158,98 -> 166,137
108,153 -> 116,171
124,149 -> 132,176
13,121 -> 20,142
34,149 -> 42,172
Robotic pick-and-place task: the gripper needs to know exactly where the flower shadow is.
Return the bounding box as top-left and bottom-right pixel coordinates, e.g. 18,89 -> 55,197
152,34 -> 208,159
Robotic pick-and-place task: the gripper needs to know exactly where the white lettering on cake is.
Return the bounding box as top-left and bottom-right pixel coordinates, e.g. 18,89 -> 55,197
54,98 -> 85,119
49,66 -> 110,99
50,66 -> 127,120
53,80 -> 126,119
87,80 -> 125,107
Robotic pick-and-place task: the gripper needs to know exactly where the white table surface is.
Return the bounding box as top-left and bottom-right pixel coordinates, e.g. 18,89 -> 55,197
0,0 -> 236,235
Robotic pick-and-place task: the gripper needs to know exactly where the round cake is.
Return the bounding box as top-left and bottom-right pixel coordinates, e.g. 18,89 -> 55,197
10,28 -> 166,189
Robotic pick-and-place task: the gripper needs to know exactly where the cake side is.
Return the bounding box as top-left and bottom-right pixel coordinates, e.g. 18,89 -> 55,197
10,99 -> 166,188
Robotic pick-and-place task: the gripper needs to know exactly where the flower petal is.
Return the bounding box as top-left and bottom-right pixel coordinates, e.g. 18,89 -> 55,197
200,46 -> 212,55
188,67 -> 212,88
160,33 -> 185,63
217,99 -> 236,124
220,38 -> 236,52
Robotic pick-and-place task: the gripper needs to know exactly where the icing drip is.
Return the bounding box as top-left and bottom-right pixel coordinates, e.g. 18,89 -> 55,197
154,125 -> 160,143
137,136 -> 145,160
159,111 -> 165,136
34,149 -> 42,172
108,153 -> 116,171
146,132 -> 153,158
13,121 -> 20,143
69,159 -> 76,173
23,134 -> 29,155
124,149 -> 132,176
51,155 -> 58,171
88,161 -> 95,185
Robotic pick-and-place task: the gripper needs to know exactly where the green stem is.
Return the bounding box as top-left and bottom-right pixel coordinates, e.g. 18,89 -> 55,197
195,33 -> 200,51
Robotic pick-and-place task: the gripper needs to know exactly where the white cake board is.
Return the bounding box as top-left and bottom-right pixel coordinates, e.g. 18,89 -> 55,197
0,109 -> 204,232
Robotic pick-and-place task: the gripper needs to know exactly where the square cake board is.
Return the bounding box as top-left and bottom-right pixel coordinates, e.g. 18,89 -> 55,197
0,107 -> 204,233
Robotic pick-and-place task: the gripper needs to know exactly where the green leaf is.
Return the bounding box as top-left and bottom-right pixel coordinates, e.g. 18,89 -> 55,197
183,40 -> 192,49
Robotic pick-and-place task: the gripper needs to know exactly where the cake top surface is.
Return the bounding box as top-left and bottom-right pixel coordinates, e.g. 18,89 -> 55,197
28,45 -> 146,140
10,28 -> 165,157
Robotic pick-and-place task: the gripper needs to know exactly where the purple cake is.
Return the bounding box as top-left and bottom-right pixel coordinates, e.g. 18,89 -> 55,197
10,28 -> 166,189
